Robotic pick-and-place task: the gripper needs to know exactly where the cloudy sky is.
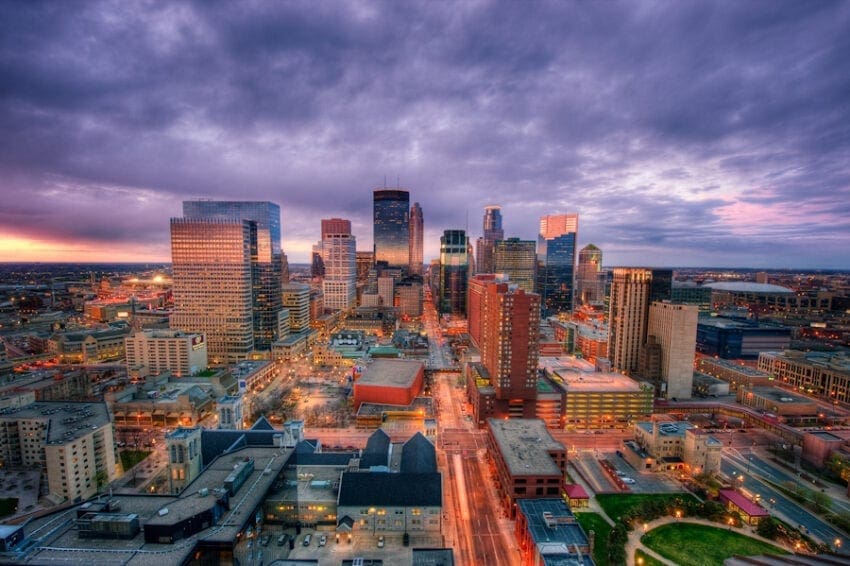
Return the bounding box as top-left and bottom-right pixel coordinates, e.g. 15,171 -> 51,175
1,1 -> 849,268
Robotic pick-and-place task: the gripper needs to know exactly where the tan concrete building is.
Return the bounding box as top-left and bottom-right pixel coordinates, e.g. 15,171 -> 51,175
0,401 -> 117,501
647,301 -> 698,399
628,420 -> 722,475
165,427 -> 203,494
125,329 -> 208,378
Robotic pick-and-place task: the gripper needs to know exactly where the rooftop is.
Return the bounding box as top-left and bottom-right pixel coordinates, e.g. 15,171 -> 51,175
700,358 -> 771,377
488,418 -> 564,476
705,281 -> 793,294
549,370 -> 646,393
0,401 -> 111,445
749,387 -> 815,405
517,499 -> 593,565
356,396 -> 434,417
719,489 -> 769,517
697,316 -> 787,330
337,471 -> 442,507
357,359 -> 423,388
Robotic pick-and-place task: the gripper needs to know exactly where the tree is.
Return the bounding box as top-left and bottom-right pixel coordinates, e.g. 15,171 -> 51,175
756,517 -> 780,540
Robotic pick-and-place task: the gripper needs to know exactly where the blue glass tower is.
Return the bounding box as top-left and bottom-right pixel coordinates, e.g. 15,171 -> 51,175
373,189 -> 410,272
536,214 -> 578,317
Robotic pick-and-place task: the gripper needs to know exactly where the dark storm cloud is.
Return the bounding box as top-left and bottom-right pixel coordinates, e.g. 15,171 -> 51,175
0,0 -> 849,267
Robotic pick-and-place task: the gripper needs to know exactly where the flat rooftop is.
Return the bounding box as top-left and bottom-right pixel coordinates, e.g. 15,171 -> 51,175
488,418 -> 564,477
357,359 -> 423,388
700,358 -> 771,377
356,396 -> 434,417
0,401 -> 112,445
550,370 -> 645,393
749,387 -> 815,405
697,317 -> 785,330
808,431 -> 844,441
516,499 -> 593,565
229,360 -> 272,378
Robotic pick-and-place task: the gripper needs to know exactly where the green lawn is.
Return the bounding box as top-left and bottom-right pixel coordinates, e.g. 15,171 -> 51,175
596,493 -> 698,521
120,449 -> 151,471
0,497 -> 17,518
575,513 -> 612,566
635,549 -> 665,566
642,523 -> 788,566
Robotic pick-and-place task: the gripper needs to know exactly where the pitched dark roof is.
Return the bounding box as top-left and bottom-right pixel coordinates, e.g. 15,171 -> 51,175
251,415 -> 275,430
359,429 -> 390,468
400,432 -> 436,474
296,439 -> 319,453
291,452 -> 357,466
337,472 -> 442,507
200,429 -> 280,466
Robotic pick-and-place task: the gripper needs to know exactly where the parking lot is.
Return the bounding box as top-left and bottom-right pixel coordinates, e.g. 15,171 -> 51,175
572,451 -> 685,495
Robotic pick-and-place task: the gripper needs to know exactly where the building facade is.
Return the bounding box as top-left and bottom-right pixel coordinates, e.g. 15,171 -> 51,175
438,230 -> 470,315
647,301 -> 698,399
321,219 -> 357,311
476,205 -> 504,275
536,214 -> 578,316
576,243 -> 604,306
182,201 -> 283,351
494,238 -> 537,293
758,350 -> 850,403
125,329 -> 208,378
170,218 -> 254,364
282,283 -> 311,332
409,202 -> 424,276
373,189 -> 410,271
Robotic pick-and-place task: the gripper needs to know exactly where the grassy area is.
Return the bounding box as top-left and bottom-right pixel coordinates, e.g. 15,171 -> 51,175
0,498 -> 17,518
120,449 -> 151,471
642,523 -> 788,566
635,549 -> 665,566
596,493 -> 699,521
575,513 -> 612,566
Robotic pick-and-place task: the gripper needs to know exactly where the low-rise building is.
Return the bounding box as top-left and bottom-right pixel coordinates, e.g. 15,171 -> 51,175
125,329 -> 208,378
353,359 -> 424,410
696,357 -> 773,391
736,386 -> 819,424
48,326 -> 130,363
758,350 -> 850,404
487,418 -> 566,517
697,317 -> 791,359
515,499 -> 594,566
628,420 -> 722,475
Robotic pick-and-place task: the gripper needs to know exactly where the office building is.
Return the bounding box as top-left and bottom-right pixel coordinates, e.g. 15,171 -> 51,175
170,218 -> 254,364
671,281 -> 713,313
628,420 -> 722,475
183,201 -> 283,351
493,238 -> 536,293
607,267 -> 672,374
320,218 -> 357,311
0,401 -> 117,502
487,418 -> 566,516
125,329 -> 208,378
476,205 -> 504,274
516,499 -> 593,566
378,276 -> 395,308
467,274 -> 499,346
576,243 -> 604,305
697,317 -> 791,359
647,302 -> 699,399
395,276 -> 423,317
409,202 -> 424,275
438,229 -> 470,315
537,214 -> 578,316
282,283 -> 310,332
758,350 -> 850,404
373,189 -> 410,271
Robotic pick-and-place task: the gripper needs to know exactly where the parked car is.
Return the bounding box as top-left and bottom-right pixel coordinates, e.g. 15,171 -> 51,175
319,535 -> 327,547
615,471 -> 627,477
622,477 -> 636,484
377,535 -> 385,548
303,534 -> 312,546
277,534 -> 288,546
260,534 -> 270,547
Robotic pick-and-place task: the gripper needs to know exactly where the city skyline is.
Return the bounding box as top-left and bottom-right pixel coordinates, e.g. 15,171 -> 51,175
1,2 -> 849,268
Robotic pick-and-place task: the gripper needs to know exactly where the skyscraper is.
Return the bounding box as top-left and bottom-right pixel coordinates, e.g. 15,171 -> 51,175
576,244 -> 604,305
170,218 -> 254,364
537,214 -> 578,316
320,218 -> 356,311
648,302 -> 698,399
182,201 -> 283,350
494,238 -> 536,293
438,229 -> 469,315
409,202 -> 424,276
373,189 -> 410,271
476,205 -> 504,274
607,267 -> 673,374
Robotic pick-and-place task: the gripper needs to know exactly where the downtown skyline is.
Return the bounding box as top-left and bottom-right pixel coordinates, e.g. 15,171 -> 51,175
1,1 -> 849,268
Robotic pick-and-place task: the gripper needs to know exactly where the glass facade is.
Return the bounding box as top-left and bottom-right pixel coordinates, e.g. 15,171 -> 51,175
373,189 -> 410,271
409,202 -> 424,275
439,230 -> 469,315
182,201 -> 283,350
536,214 -> 578,317
493,238 -> 536,293
170,218 -> 255,364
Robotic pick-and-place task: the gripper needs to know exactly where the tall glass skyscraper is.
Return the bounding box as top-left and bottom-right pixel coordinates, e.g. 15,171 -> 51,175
576,244 -> 604,305
476,205 -> 504,274
373,189 -> 410,271
409,202 -> 424,275
182,201 -> 283,350
439,229 -> 469,315
536,214 -> 578,317
170,218 -> 255,364
494,238 -> 536,293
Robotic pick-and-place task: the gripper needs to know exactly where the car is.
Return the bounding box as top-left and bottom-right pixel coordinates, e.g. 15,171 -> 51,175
377,536 -> 385,548
277,534 -> 288,546
303,534 -> 312,546
621,477 -> 636,484
318,534 -> 327,547
615,471 -> 627,477
260,534 -> 270,546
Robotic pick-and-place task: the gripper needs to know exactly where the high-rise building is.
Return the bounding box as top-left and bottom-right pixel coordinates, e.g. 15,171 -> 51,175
537,214 -> 578,317
494,238 -> 536,293
470,280 -> 541,419
647,302 -> 698,399
607,268 -> 673,374
378,276 -> 395,308
373,189 -> 410,271
438,230 -> 470,315
356,251 -> 375,283
320,218 -> 356,311
468,274 -> 500,346
182,201 -> 283,350
476,205 -> 504,274
576,244 -> 604,305
409,202 -> 424,276
170,218 -> 254,364
282,283 -> 310,332
395,277 -> 423,317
